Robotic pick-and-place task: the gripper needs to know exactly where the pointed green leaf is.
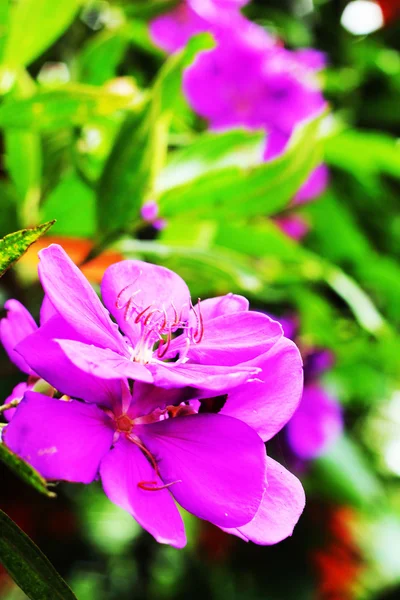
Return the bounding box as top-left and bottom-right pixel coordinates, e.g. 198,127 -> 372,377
0,220 -> 55,277
0,444 -> 55,498
158,115 -> 324,220
0,509 -> 77,600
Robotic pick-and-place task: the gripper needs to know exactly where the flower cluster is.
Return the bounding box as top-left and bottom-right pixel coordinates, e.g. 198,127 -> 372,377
1,245 -> 305,548
274,316 -> 343,460
150,0 -> 328,205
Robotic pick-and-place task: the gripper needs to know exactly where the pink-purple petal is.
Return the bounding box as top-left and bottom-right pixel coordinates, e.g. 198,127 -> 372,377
101,260 -> 191,342
195,294 -> 249,322
182,312 -> 282,365
150,360 -> 260,392
137,413 -> 267,528
129,382 -> 194,419
16,318 -> 124,407
39,295 -> 58,324
224,457 -> 305,544
38,245 -> 124,353
0,299 -> 38,374
221,337 -> 303,441
56,339 -> 154,384
3,381 -> 31,421
4,392 -> 114,483
100,437 -> 186,548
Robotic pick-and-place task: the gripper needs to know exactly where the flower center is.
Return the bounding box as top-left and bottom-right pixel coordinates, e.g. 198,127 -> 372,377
115,282 -> 204,366
116,414 -> 133,433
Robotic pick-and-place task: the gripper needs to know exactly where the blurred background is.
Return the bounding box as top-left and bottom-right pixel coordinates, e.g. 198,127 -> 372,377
1,0 -> 400,598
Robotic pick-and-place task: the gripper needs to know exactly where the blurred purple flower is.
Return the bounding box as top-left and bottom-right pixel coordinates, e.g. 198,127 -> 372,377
286,383 -> 343,459
184,26 -> 326,154
140,200 -> 167,231
149,0 -> 250,53
304,348 -> 335,382
293,164 -> 330,205
150,3 -> 209,54
269,317 -> 343,460
274,215 -> 310,241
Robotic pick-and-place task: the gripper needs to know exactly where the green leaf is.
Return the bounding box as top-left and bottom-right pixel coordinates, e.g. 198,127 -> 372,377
0,0 -> 9,65
311,435 -> 384,510
325,129 -> 400,182
0,84 -> 144,131
158,116 -> 323,220
77,29 -> 130,87
115,237 -> 266,299
0,221 -> 55,277
41,173 -> 96,238
306,190 -> 372,263
2,0 -> 82,69
156,129 -> 265,193
0,181 -> 19,237
0,444 -> 55,498
96,35 -> 213,238
5,130 -> 42,227
3,69 -> 42,226
96,106 -> 157,237
0,509 -> 77,600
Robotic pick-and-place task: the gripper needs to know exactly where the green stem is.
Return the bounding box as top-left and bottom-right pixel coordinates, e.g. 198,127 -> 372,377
0,399 -> 19,414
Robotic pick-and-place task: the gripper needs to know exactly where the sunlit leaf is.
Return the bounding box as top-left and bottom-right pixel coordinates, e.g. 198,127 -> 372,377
2,0 -> 83,69
158,116 -> 324,220
0,509 -> 77,600
157,129 -> 265,193
0,221 -> 55,277
0,84 -> 144,131
325,129 -> 400,182
77,29 -> 130,87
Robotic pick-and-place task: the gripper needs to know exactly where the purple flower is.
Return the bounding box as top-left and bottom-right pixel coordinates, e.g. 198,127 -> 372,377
0,299 -> 38,376
269,317 -> 343,460
4,323 -> 304,547
15,245 -> 285,396
140,200 -> 167,231
184,26 -> 326,154
2,245 -> 306,546
293,164 -> 330,205
274,215 -> 310,241
286,383 -> 343,459
3,365 -> 295,548
150,3 -> 209,54
0,299 -> 41,419
216,334 -> 306,543
149,0 -> 250,54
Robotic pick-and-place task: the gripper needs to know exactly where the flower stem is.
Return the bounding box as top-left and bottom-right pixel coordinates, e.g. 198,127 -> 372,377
0,399 -> 19,414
